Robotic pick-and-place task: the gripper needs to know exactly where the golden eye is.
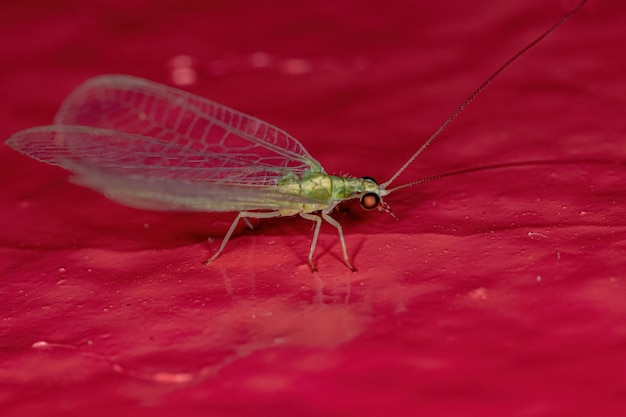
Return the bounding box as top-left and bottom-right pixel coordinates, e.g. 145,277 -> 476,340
360,193 -> 380,210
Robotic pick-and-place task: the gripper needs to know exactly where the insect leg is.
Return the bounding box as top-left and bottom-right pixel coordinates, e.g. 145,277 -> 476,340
242,217 -> 254,230
204,211 -> 282,265
321,212 -> 356,272
299,212 -> 322,272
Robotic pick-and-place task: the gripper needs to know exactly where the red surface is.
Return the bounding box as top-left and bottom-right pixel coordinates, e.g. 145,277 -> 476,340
1,0 -> 625,416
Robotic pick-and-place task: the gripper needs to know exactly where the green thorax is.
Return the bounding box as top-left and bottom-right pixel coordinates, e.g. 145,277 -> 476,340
277,171 -> 379,203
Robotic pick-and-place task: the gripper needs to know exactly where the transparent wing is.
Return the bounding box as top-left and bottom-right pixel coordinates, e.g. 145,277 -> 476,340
6,127 -> 326,211
22,74 -> 322,186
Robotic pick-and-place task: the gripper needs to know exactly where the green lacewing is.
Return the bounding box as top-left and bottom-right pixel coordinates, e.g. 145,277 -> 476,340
5,1 -> 587,271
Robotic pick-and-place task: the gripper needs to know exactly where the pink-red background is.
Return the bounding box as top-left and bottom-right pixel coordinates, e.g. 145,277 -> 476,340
1,0 -> 625,416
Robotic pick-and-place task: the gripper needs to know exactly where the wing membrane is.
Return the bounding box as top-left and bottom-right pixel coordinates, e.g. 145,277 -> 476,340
10,75 -> 322,186
6,75 -> 329,211
7,127 -> 325,210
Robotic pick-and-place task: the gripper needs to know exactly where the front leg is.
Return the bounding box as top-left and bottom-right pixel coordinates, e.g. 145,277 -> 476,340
321,212 -> 356,272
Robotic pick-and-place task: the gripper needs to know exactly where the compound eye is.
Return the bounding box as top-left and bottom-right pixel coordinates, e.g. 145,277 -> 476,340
362,176 -> 377,184
360,192 -> 380,210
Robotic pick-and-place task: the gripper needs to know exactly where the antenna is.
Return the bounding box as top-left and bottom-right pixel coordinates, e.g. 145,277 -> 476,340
381,0 -> 588,190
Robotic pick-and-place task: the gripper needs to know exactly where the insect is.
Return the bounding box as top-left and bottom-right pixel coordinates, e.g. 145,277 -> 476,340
5,1 -> 587,272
